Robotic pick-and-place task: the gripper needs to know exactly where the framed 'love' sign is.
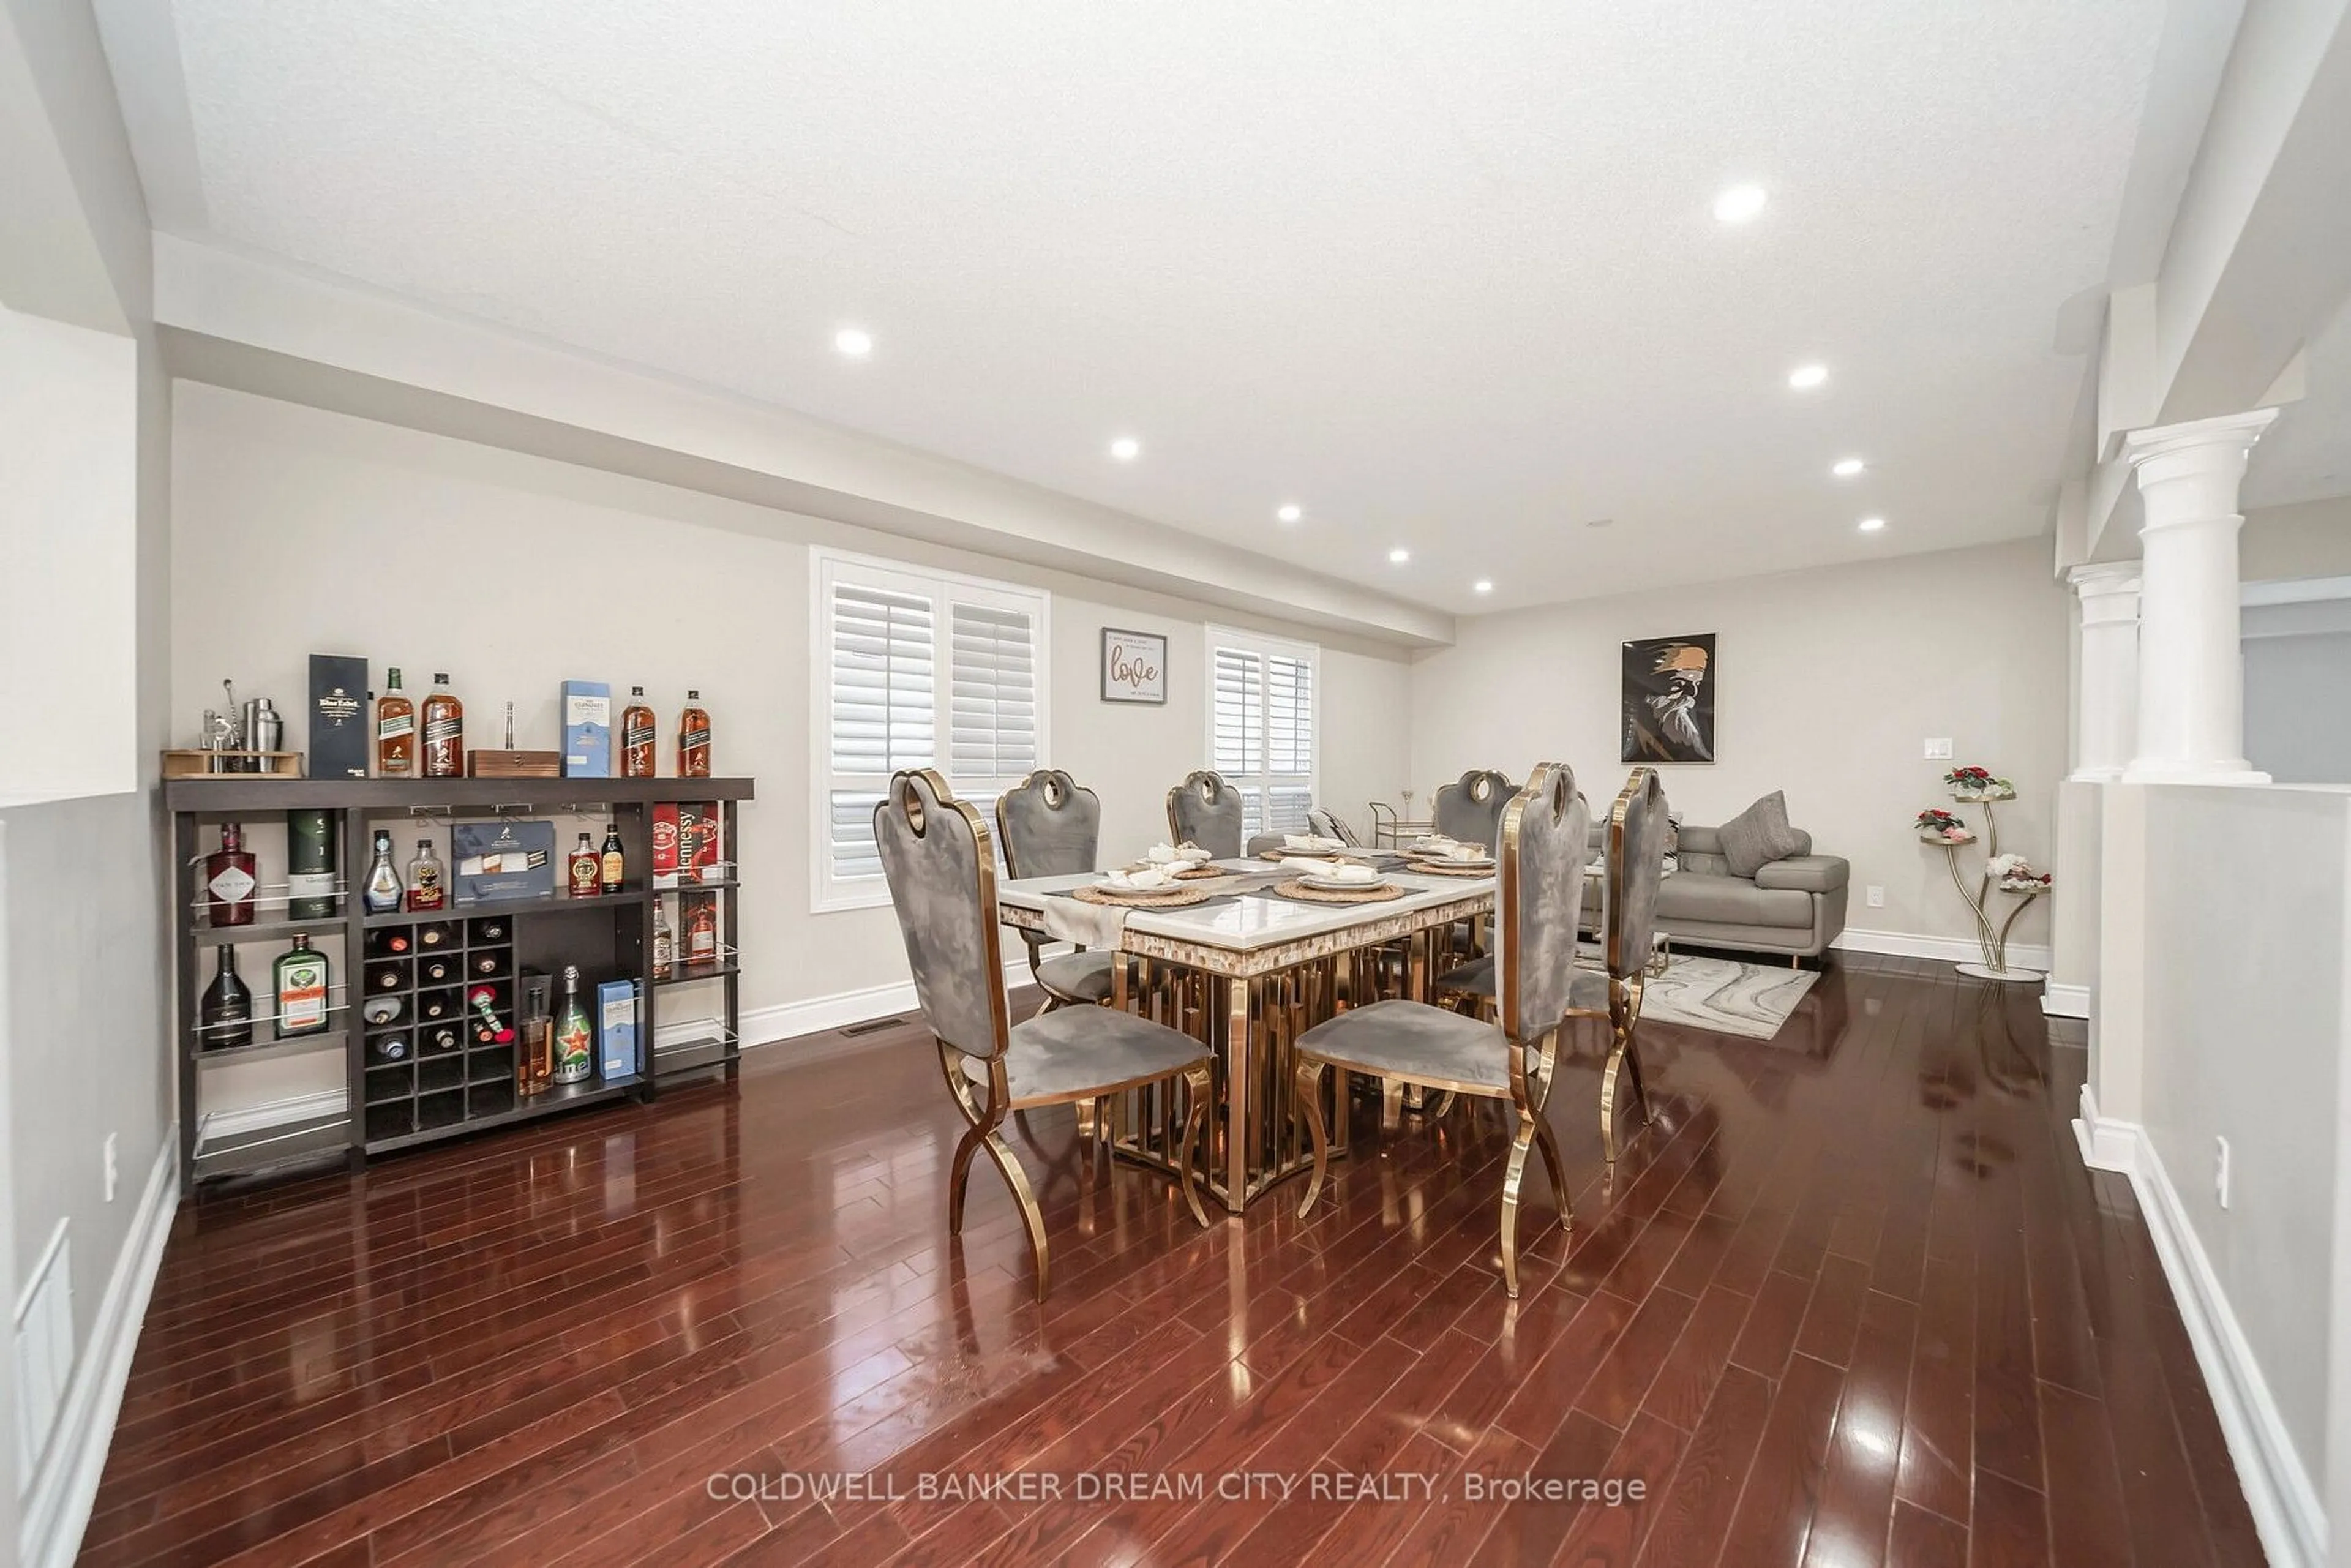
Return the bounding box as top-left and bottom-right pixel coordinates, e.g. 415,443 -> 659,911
1101,628 -> 1168,705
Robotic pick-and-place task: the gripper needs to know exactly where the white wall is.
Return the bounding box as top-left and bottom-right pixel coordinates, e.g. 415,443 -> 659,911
2245,596 -> 2351,783
170,384 -> 1412,1111
2244,495 -> 2351,584
1406,538 -> 2069,951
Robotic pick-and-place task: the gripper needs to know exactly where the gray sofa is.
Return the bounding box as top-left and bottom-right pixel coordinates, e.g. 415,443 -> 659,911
1583,822 -> 1848,961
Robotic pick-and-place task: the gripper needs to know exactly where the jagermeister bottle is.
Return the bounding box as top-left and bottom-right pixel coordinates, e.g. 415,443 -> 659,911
287,808 -> 337,920
552,965 -> 593,1084
274,934 -> 332,1039
362,830 -> 403,915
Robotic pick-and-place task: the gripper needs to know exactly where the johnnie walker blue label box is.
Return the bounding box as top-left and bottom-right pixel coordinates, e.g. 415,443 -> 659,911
309,654 -> 370,779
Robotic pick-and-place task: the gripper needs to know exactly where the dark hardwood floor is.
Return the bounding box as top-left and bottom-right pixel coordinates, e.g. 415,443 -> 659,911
81,954 -> 2262,1566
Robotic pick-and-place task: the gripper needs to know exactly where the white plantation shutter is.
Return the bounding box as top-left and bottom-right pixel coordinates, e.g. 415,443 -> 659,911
814,553 -> 1049,909
1208,629 -> 1319,837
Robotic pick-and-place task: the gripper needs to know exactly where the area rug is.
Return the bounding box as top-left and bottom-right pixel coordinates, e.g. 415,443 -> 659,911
1635,954 -> 1819,1041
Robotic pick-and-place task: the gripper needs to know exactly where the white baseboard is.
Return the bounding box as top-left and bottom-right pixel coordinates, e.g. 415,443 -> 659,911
2041,980 -> 2091,1019
18,1139 -> 177,1568
1832,927 -> 2054,972
2115,1117 -> 2327,1567
2071,1084 -> 2140,1174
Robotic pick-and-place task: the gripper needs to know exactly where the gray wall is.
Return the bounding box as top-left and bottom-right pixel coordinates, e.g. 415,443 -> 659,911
2244,598 -> 2351,784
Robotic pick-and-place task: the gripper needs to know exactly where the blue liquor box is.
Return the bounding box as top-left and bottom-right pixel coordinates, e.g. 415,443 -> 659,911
596,978 -> 639,1079
450,819 -> 557,906
561,680 -> 612,778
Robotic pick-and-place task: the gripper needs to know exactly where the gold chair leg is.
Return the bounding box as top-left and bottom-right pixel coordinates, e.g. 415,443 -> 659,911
1498,1116 -> 1538,1298
1295,1058 -> 1332,1217
1178,1063 -> 1213,1228
1534,1119 -> 1572,1228
947,1122 -> 989,1234
1600,1022 -> 1652,1165
977,1131 -> 1050,1302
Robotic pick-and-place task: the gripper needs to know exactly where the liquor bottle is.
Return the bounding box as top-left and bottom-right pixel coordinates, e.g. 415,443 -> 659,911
651,899 -> 675,981
553,966 -> 593,1084
519,986 -> 552,1098
425,1025 -> 461,1055
362,830 -> 403,915
198,945 -> 253,1050
620,687 -> 657,778
685,897 -> 718,967
420,954 -> 456,985
204,824 -> 257,928
381,930 -> 410,955
417,923 -> 449,949
599,823 -> 624,896
376,667 -> 416,776
287,809 -> 337,919
274,935 -> 332,1038
677,691 -> 711,777
475,919 -> 508,943
468,986 -> 515,1045
568,833 -> 599,898
421,674 -> 464,778
473,952 -> 501,975
405,839 -> 446,911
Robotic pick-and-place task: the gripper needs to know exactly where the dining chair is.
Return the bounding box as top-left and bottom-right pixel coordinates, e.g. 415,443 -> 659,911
994,769 -> 1119,1013
1166,769 -> 1245,860
1292,762 -> 1596,1296
1592,767 -> 1670,1163
1431,768 -> 1515,848
1307,806 -> 1362,847
875,769 -> 1215,1300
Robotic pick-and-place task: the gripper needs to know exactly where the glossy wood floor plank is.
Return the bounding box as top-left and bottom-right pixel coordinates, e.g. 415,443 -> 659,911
81,959 -> 2261,1566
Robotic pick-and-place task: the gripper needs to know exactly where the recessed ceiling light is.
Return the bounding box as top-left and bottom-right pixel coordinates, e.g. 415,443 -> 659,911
1832,457 -> 1865,477
1788,364 -> 1828,390
1712,184 -> 1768,223
1473,579 -> 1494,594
1109,436 -> 1141,462
1277,503 -> 1302,523
833,326 -> 872,358
1388,548 -> 1411,564
1858,516 -> 1886,533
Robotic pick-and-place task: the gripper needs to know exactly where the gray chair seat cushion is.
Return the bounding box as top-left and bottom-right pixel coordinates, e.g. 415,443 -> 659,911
1655,872 -> 1817,930
1036,949 -> 1117,1003
1298,999 -> 1513,1090
973,1007 -> 1211,1105
1433,955 -> 1609,1010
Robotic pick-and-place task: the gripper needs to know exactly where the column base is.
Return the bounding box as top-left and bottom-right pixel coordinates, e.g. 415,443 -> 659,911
2118,760 -> 2271,785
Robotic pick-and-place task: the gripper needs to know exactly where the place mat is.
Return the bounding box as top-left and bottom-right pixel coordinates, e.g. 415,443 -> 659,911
1272,878 -> 1407,905
1172,864 -> 1232,881
1071,883 -> 1219,908
1259,848 -> 1343,863
1404,858 -> 1495,877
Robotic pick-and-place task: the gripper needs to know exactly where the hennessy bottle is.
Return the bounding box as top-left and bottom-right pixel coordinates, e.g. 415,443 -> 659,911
362,830 -> 403,915
599,823 -> 624,895
198,945 -> 253,1050
287,809 -> 337,920
421,674 -> 464,778
677,691 -> 711,778
568,833 -> 600,898
376,667 -> 415,776
274,935 -> 332,1038
620,687 -> 657,778
685,898 -> 718,967
405,839 -> 446,911
204,824 -> 257,928
553,966 -> 593,1084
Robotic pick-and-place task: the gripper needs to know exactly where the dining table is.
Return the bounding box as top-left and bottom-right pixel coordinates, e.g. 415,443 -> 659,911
996,853 -> 1496,1213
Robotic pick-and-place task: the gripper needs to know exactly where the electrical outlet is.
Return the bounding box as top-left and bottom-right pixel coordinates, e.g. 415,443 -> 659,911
2215,1136 -> 2231,1210
103,1133 -> 118,1204
1866,885 -> 1886,908
1924,738 -> 1954,760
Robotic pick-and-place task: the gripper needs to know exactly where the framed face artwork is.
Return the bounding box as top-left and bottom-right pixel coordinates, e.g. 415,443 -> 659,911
1101,628 -> 1168,704
1621,634 -> 1715,763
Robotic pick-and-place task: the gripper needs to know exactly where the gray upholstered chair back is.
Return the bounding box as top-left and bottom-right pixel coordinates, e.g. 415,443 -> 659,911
872,770 -> 1010,1060
1496,762 -> 1589,1041
1306,806 -> 1360,847
1604,768 -> 1671,980
1166,770 -> 1244,860
1433,769 -> 1515,848
996,770 -> 1101,878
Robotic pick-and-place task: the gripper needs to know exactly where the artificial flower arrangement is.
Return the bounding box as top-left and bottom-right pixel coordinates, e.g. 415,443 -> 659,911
1944,765 -> 2016,801
1915,808 -> 1976,844
1986,853 -> 2053,894
1913,762 -> 2046,977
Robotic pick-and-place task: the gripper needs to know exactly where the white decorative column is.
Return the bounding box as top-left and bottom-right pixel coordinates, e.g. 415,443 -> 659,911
2068,564 -> 2141,782
2120,408 -> 2278,784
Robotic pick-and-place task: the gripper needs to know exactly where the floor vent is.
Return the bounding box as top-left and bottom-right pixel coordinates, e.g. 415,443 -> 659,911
839,1015 -> 904,1038
14,1221 -> 73,1493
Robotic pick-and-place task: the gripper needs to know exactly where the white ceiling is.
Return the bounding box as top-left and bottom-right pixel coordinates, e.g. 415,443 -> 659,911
122,1 -> 2165,611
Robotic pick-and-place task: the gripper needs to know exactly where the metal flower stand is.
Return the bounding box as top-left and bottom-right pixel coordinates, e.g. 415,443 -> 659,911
1919,785 -> 2048,983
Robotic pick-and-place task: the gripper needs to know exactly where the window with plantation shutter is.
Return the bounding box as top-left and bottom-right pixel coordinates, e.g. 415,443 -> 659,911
812,550 -> 1049,910
1207,628 -> 1319,837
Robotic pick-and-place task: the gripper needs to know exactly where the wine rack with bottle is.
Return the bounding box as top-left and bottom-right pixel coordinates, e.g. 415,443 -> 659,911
170,775 -> 754,1188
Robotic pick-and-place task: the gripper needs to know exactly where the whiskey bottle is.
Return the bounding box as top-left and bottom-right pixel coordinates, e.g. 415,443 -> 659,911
519,981 -> 552,1097
677,691 -> 711,778
421,674 -> 464,778
376,667 -> 416,776
568,833 -> 600,898
198,945 -> 253,1050
553,965 -> 593,1084
599,823 -> 624,895
405,839 -> 446,911
204,824 -> 257,928
685,897 -> 718,967
274,935 -> 332,1038
651,898 -> 675,981
287,809 -> 337,919
620,687 -> 657,778
362,830 -> 403,915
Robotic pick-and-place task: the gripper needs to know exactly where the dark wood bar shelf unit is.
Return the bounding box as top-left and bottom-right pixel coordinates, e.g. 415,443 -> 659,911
169,775 -> 753,1189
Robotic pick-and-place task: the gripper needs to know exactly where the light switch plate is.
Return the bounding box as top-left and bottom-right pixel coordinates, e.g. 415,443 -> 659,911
1866,885 -> 1885,908
1924,738 -> 1953,760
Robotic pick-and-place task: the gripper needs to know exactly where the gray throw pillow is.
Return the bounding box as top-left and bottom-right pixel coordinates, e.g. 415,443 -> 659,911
1718,790 -> 1806,878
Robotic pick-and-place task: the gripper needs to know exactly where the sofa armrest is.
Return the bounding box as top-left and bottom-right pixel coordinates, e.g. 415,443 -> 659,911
1754,854 -> 1848,893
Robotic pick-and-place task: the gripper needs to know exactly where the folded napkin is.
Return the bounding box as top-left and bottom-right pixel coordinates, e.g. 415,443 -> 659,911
1439,843 -> 1491,862
1283,833 -> 1344,852
1104,865 -> 1179,891
1145,841 -> 1213,865
1413,834 -> 1459,852
1287,858 -> 1379,884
